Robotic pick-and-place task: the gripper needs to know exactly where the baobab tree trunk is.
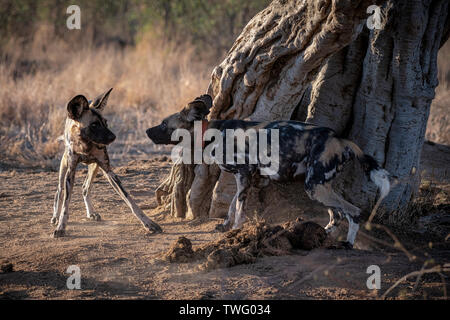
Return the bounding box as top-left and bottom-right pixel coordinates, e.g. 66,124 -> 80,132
304,0 -> 450,225
157,0 -> 450,226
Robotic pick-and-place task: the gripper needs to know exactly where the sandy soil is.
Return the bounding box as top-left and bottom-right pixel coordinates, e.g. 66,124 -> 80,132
0,145 -> 449,300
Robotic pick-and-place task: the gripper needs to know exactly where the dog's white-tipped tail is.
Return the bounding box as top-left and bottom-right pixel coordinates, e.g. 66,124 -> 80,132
370,168 -> 390,200
367,168 -> 391,224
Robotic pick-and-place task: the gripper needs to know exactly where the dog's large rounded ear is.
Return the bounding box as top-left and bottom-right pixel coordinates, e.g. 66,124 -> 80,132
67,95 -> 89,120
182,101 -> 210,122
181,94 -> 213,122
193,94 -> 212,110
89,88 -> 113,111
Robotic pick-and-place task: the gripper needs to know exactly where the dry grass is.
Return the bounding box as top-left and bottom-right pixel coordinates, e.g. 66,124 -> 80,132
0,25 -> 211,169
426,40 -> 450,145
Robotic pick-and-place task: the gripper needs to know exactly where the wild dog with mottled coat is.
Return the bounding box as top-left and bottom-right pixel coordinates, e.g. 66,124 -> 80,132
146,94 -> 391,248
52,89 -> 162,237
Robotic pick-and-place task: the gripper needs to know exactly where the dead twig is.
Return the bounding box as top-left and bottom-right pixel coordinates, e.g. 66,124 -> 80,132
364,222 -> 416,261
381,264 -> 450,299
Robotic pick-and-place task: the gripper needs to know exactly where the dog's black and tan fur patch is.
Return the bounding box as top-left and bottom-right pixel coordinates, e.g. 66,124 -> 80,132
146,94 -> 390,248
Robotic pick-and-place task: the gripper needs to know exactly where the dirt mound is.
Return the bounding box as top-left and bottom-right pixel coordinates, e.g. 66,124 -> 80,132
285,220 -> 328,250
164,236 -> 195,263
164,218 -> 328,270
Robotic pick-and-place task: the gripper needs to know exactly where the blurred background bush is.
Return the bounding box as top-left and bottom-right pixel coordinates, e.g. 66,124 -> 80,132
0,0 -> 270,59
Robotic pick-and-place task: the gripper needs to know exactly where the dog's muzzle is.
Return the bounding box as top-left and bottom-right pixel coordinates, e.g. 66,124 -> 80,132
105,132 -> 116,145
146,126 -> 174,145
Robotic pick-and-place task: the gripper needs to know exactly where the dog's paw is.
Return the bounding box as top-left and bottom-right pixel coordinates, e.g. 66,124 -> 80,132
327,241 -> 353,250
87,213 -> 101,221
52,229 -> 65,238
50,217 -> 58,225
144,221 -> 163,234
215,223 -> 229,233
324,226 -> 337,234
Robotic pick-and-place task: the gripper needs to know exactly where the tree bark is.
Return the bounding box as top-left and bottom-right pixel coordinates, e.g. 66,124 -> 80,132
208,0 -> 379,121
157,0 -> 449,225
155,159 -> 195,218
304,0 -> 450,225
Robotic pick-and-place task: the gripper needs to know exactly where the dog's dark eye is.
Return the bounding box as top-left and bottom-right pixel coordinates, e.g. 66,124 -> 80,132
91,122 -> 100,128
161,121 -> 167,129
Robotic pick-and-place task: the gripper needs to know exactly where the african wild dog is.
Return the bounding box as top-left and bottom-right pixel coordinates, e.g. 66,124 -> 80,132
146,94 -> 391,248
52,89 -> 162,237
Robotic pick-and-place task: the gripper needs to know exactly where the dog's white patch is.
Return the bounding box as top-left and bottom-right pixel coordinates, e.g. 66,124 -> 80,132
288,124 -> 306,130
370,169 -> 390,199
260,166 -> 280,180
324,168 -> 337,180
346,215 -> 360,245
293,161 -> 306,177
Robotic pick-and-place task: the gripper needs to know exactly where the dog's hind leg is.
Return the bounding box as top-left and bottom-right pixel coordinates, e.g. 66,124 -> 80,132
232,172 -> 252,229
100,168 -> 162,233
344,213 -> 360,246
51,154 -> 69,225
325,208 -> 344,234
305,182 -> 361,248
83,163 -> 101,221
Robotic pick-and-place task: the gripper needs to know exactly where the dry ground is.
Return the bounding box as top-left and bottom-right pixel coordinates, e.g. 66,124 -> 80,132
0,143 -> 449,300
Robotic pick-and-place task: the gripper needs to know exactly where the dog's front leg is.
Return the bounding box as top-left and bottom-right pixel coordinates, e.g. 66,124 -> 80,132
101,168 -> 162,233
215,193 -> 237,232
51,153 -> 69,225
53,159 -> 78,238
82,163 -> 101,221
232,172 -> 251,230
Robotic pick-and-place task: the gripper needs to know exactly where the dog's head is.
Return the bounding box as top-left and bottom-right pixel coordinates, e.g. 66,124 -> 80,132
146,94 -> 212,145
67,88 -> 116,146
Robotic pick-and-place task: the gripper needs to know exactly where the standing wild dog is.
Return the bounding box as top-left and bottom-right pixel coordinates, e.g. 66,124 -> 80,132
52,89 -> 162,237
146,94 -> 392,249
